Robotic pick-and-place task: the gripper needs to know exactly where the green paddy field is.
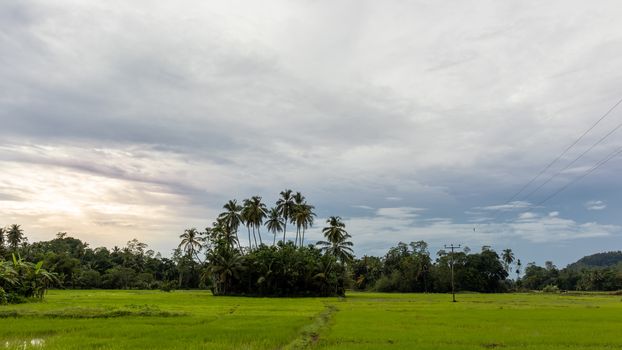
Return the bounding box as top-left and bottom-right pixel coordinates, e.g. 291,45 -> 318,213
1,290 -> 621,349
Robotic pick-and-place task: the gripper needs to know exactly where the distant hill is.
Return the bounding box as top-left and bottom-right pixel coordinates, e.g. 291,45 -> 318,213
567,251 -> 622,270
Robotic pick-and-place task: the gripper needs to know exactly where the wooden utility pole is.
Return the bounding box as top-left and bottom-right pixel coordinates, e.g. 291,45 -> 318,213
444,244 -> 461,302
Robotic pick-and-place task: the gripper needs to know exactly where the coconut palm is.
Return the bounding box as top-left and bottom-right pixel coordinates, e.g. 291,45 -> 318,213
242,198 -> 257,249
6,224 -> 24,251
244,196 -> 268,247
317,216 -> 354,264
207,247 -> 245,295
178,228 -> 205,263
316,235 -> 354,265
218,200 -> 243,250
502,248 -> 515,275
276,189 -> 295,243
321,216 -> 347,244
265,207 -> 285,246
208,219 -> 238,250
295,203 -> 315,247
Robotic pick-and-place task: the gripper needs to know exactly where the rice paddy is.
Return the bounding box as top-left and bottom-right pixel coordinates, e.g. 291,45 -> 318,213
1,290 -> 621,349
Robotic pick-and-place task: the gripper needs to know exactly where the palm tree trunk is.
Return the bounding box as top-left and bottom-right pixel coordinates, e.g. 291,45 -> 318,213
257,225 -> 263,246
273,231 -> 276,246
247,226 -> 252,251
301,228 -> 305,247
282,222 -> 287,243
252,227 -> 258,249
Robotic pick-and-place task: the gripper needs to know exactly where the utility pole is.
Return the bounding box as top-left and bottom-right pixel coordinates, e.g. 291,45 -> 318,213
444,244 -> 461,302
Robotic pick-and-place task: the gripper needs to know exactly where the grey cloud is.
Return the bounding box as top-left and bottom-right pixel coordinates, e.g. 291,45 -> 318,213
2,0 -> 622,264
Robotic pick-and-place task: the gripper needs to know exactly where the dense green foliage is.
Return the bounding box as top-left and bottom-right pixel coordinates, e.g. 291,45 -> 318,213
522,258 -> 622,291
1,190 -> 353,298
351,242 -> 509,293
2,190 -> 621,300
567,251 -> 622,268
1,290 -> 621,349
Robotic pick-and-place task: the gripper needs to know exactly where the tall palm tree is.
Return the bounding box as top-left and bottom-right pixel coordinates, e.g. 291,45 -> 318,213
218,200 -> 243,250
317,216 -> 354,264
299,204 -> 316,247
248,196 -> 268,246
178,228 -> 205,263
208,219 -> 239,250
276,189 -> 294,243
6,224 -> 24,251
241,198 -> 257,249
321,216 -> 347,244
265,207 -> 285,246
502,248 -> 515,275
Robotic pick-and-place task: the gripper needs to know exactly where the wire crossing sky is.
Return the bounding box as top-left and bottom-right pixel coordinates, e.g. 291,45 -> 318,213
1,0 -> 622,266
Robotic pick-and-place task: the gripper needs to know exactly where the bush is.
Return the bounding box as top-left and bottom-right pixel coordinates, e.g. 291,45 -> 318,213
160,280 -> 176,292
542,284 -> 560,293
0,288 -> 7,305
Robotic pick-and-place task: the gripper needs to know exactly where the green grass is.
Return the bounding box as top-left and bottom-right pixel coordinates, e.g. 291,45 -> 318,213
0,290 -> 621,349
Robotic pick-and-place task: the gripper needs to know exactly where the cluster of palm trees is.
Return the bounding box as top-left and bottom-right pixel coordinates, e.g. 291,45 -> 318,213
212,190 -> 316,252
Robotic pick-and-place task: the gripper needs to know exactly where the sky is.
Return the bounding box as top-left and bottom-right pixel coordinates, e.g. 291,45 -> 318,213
2,0 -> 622,267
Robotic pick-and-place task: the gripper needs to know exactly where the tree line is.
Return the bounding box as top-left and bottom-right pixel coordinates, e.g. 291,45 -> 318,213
2,191 -> 621,303
0,190 -> 355,301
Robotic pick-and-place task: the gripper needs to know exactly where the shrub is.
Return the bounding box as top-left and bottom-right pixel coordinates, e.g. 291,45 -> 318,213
542,284 -> 560,293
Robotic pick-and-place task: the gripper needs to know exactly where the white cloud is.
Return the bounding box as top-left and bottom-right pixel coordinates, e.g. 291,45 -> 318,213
1,0 -> 622,261
476,201 -> 532,211
585,200 -> 607,211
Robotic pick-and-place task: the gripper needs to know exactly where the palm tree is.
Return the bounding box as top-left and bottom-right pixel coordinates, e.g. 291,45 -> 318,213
317,217 -> 354,264
0,227 -> 4,247
6,224 -> 24,251
296,203 -> 315,247
321,216 -> 347,243
317,235 -> 354,265
218,200 -> 243,250
207,247 -> 245,295
178,228 -> 205,263
245,196 -> 267,247
276,190 -> 294,243
502,248 -> 515,275
265,207 -> 285,246
242,198 -> 257,249
207,219 -> 239,250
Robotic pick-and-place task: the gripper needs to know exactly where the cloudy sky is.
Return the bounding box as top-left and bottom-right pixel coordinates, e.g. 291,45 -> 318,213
2,0 -> 622,266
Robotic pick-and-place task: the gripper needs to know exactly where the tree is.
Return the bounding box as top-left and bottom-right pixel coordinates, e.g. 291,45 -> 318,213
265,207 -> 284,246
6,224 -> 25,251
178,228 -> 205,263
317,217 -> 354,264
292,203 -> 315,247
276,189 -> 295,243
321,216 -> 348,244
206,246 -> 245,295
242,196 -> 267,248
502,248 -> 515,276
207,219 -> 238,250
218,200 -> 243,250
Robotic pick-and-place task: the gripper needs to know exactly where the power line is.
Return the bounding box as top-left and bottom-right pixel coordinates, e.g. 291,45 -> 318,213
477,146 -> 622,233
534,145 -> 622,207
520,120 -> 622,200
474,96 -> 622,230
